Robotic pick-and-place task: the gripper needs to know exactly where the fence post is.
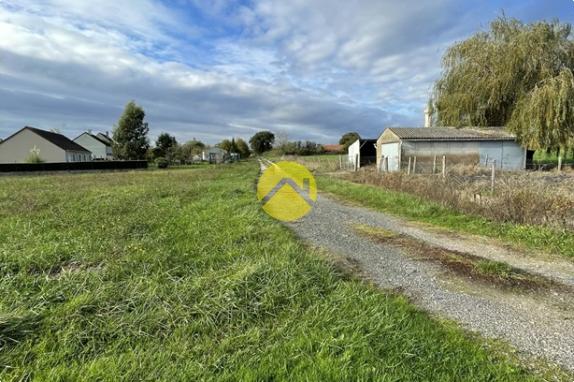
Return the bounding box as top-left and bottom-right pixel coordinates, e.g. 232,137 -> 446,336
558,155 -> 563,172
407,157 -> 412,175
413,156 -> 417,174
491,161 -> 496,193
442,155 -> 446,178
484,154 -> 489,166
432,155 -> 437,174
384,156 -> 389,172
339,155 -> 342,170
355,154 -> 359,172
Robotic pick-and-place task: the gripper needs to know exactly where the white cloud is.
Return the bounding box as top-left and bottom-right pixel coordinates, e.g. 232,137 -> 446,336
0,0 -> 568,144
0,0 -> 410,143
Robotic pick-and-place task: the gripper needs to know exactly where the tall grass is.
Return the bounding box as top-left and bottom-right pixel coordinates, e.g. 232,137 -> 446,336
318,175 -> 574,259
345,168 -> 574,230
0,164 -> 554,380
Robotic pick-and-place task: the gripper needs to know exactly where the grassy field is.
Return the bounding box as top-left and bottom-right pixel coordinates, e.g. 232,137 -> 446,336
0,163 -> 555,380
533,149 -> 574,166
318,175 -> 574,259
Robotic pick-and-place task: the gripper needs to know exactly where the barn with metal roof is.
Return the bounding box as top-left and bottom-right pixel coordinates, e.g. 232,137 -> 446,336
376,127 -> 526,172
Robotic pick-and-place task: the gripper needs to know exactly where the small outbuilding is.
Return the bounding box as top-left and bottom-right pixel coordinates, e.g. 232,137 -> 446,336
347,139 -> 377,169
0,126 -> 92,164
376,127 -> 526,172
202,147 -> 227,164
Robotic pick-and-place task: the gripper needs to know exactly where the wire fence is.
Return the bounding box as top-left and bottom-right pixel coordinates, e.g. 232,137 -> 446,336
292,154 -> 574,230
338,153 -> 574,194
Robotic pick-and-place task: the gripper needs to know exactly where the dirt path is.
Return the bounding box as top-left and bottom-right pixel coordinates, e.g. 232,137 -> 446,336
288,194 -> 574,371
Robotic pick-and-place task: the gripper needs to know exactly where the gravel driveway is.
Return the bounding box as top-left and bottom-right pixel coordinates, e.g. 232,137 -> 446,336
288,194 -> 574,372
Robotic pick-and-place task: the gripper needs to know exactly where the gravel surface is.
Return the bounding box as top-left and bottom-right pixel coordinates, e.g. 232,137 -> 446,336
288,194 -> 574,371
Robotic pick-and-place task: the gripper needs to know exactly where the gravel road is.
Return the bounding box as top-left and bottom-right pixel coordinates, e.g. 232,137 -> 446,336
287,194 -> 574,371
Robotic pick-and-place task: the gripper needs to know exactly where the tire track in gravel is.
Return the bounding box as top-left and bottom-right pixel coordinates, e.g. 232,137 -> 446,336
287,193 -> 574,372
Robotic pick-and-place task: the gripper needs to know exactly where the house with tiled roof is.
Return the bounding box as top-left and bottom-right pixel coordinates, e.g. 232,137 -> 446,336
322,144 -> 343,153
0,126 -> 92,163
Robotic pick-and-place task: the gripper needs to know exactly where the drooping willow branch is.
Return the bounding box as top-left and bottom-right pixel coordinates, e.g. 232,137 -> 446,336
432,16 -> 574,149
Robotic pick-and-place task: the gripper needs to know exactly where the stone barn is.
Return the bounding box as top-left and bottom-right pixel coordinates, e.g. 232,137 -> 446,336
347,139 -> 377,169
376,127 -> 526,172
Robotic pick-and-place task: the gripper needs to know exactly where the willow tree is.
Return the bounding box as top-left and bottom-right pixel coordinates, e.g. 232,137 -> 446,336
433,17 -> 574,150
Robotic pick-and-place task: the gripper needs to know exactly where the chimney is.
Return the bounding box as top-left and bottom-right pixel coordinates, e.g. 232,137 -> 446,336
424,106 -> 432,128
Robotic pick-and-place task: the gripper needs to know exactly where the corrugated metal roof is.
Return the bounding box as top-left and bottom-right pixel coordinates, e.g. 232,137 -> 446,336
386,127 -> 516,141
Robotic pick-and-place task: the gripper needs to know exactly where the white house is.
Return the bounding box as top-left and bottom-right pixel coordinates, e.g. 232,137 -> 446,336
376,127 -> 526,172
74,132 -> 113,160
0,126 -> 91,163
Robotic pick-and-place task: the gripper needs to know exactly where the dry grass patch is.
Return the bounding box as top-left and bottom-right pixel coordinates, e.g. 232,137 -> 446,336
347,168 -> 574,231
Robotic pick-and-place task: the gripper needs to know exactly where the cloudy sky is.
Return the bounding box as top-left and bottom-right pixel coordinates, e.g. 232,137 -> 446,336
0,0 -> 573,144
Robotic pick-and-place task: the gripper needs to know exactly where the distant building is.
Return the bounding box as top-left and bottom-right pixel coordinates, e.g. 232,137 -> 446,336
323,144 -> 344,154
376,127 -> 526,172
74,132 -> 114,160
202,147 -> 227,164
347,139 -> 377,169
0,126 -> 91,163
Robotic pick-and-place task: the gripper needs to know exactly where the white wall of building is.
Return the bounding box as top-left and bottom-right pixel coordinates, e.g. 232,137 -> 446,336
65,151 -> 91,162
347,140 -> 360,168
74,134 -> 111,160
379,142 -> 401,171
0,129 -> 66,163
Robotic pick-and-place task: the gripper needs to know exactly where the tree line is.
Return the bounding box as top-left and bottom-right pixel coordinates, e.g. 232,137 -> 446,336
111,101 -> 254,162
72,16 -> 574,164
110,103 -> 339,161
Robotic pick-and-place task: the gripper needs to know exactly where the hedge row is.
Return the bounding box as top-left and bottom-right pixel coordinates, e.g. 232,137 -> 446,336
0,161 -> 148,173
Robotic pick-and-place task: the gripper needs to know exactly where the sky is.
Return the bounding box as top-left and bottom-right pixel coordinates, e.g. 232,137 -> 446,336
0,0 -> 573,145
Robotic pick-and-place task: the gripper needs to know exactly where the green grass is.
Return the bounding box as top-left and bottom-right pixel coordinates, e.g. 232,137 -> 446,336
475,260 -> 514,279
0,163 -> 555,380
533,149 -> 574,165
318,175 -> 574,259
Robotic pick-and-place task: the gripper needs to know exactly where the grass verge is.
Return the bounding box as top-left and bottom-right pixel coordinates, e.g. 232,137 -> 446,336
353,224 -> 558,291
318,175 -> 574,259
0,163 -> 562,380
